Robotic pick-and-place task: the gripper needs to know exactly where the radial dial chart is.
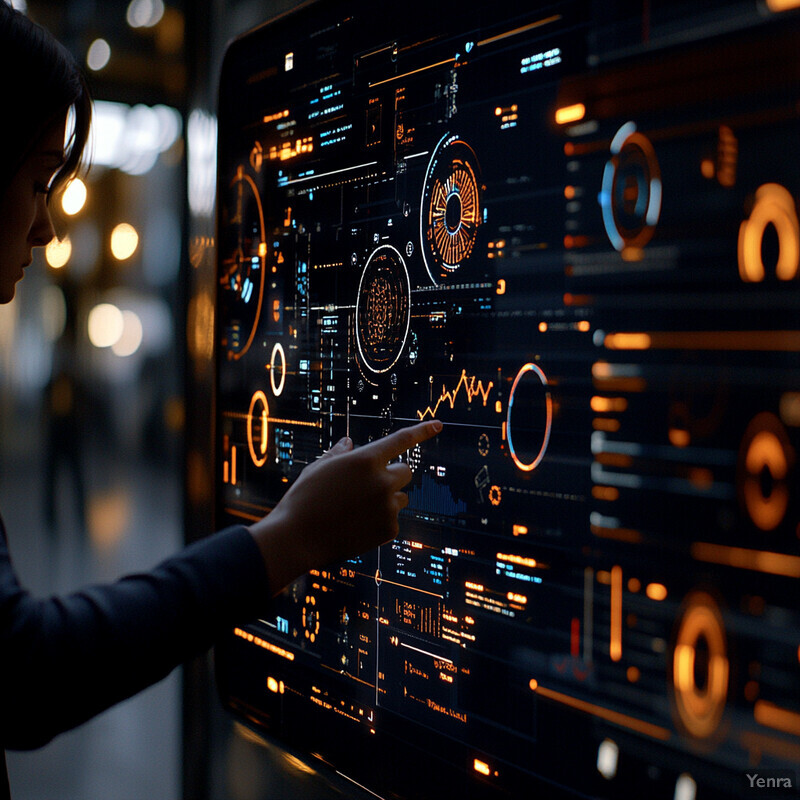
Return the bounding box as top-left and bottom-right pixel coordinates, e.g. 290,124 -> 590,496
420,134 -> 483,284
219,165 -> 267,360
355,244 -> 411,375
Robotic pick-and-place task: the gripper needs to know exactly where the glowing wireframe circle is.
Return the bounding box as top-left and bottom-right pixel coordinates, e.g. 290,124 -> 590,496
355,244 -> 411,374
270,342 -> 287,396
246,390 -> 269,467
599,122 -> 662,253
671,592 -> 729,740
420,133 -> 482,284
506,363 -> 552,472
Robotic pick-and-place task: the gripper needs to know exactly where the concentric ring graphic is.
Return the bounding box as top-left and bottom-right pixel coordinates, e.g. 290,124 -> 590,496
599,122 -> 662,254
355,244 -> 411,374
671,592 -> 729,740
420,133 -> 482,284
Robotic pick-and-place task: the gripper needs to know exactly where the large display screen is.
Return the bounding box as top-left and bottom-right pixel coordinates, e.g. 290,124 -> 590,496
214,2 -> 800,797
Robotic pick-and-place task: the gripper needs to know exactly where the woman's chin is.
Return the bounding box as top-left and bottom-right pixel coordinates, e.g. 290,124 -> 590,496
0,282 -> 18,304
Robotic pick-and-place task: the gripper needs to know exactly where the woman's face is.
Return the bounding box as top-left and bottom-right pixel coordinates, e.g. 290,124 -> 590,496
0,117 -> 66,304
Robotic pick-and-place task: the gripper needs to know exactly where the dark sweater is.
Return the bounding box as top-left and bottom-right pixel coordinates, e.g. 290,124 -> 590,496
0,519 -> 269,798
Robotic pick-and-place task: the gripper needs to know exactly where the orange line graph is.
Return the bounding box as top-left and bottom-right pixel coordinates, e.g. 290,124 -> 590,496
417,369 -> 494,420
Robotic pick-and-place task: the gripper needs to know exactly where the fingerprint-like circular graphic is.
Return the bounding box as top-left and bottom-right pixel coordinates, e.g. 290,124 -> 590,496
220,165 -> 267,359
738,412 -> 795,531
355,245 -> 411,374
420,133 -> 482,284
599,122 -> 662,254
671,592 -> 729,740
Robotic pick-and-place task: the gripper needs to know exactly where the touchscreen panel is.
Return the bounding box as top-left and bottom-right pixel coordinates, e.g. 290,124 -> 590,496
214,3 -> 800,797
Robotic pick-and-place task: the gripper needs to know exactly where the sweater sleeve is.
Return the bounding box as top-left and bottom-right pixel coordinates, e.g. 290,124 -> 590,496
0,523 -> 269,750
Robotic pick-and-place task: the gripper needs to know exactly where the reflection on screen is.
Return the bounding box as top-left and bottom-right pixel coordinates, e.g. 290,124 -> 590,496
214,2 -> 800,797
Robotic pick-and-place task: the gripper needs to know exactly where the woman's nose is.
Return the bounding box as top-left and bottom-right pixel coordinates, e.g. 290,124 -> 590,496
29,194 -> 56,248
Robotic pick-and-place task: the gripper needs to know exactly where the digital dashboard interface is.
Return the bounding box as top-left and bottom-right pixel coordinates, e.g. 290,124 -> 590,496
214,2 -> 800,797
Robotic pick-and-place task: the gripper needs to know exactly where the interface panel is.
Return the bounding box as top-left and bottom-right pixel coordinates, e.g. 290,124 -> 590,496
214,2 -> 800,797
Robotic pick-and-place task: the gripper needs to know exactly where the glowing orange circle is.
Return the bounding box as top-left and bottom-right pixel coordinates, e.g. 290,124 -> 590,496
507,363 -> 552,472
671,592 -> 729,739
247,390 -> 269,467
738,183 -> 800,283
740,412 -> 794,531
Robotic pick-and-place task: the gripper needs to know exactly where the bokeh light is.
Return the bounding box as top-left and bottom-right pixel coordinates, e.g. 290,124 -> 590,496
45,236 -> 72,269
88,303 -> 124,348
86,38 -> 111,71
61,178 -> 87,216
110,223 -> 139,261
88,100 -> 182,176
126,0 -> 165,28
112,310 -> 144,357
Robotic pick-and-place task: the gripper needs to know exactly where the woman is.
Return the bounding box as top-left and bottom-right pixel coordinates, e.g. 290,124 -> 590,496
0,4 -> 440,797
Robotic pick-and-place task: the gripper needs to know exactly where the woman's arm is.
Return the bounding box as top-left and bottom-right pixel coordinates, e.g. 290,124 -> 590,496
0,525 -> 264,749
0,419 -> 441,749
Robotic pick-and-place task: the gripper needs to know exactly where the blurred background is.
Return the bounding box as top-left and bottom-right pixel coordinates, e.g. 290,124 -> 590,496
0,1 -> 336,798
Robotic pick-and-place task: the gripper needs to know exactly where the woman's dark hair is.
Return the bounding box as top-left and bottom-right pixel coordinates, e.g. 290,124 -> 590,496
0,1 -> 92,196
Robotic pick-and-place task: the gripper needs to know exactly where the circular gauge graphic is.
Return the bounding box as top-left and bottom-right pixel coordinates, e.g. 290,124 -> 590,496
738,412 -> 795,531
599,122 -> 662,253
220,165 -> 267,360
671,592 -> 729,740
420,133 -> 482,284
355,244 -> 411,374
506,363 -> 552,472
246,390 -> 270,467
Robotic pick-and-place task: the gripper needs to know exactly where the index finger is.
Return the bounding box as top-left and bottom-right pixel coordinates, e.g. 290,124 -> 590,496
364,420 -> 442,463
